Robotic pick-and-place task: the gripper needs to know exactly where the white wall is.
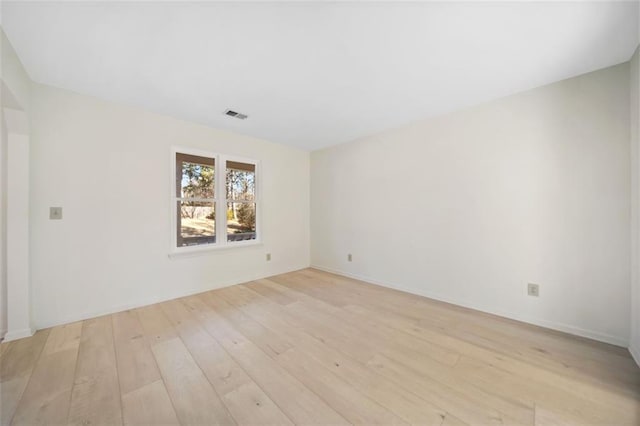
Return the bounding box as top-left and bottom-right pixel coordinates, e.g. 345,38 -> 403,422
29,83 -> 310,329
0,103 -> 6,338
5,124 -> 30,340
1,28 -> 32,340
1,29 -> 30,113
311,63 -> 631,346
631,46 -> 640,364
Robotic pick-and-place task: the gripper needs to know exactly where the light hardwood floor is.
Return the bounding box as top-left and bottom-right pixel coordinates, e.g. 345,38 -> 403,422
1,268 -> 639,425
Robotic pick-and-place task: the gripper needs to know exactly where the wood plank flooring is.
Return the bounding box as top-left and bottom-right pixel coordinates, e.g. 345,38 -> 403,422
1,268 -> 639,425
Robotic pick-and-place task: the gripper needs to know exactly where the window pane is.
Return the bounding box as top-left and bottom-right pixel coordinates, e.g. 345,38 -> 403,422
226,202 -> 256,242
177,153 -> 215,198
177,201 -> 215,246
226,161 -> 255,201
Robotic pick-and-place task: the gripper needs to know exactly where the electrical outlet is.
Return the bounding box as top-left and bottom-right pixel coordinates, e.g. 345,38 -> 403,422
527,283 -> 540,297
266,253 -> 271,261
347,253 -> 352,262
49,207 -> 63,220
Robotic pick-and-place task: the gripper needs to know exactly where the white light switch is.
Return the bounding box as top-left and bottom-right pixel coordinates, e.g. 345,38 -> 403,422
50,207 -> 63,220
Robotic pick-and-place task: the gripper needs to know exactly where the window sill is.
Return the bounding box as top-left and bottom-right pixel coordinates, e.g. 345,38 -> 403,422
168,240 -> 263,259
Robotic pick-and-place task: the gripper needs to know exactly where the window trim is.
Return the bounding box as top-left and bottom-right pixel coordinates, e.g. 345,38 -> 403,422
170,146 -> 261,256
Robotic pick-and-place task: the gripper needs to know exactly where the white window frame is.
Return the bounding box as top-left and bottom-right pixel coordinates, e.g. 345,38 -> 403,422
170,147 -> 261,256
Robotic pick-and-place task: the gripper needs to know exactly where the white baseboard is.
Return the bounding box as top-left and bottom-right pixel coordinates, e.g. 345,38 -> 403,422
0,328 -> 6,341
311,264 -> 629,348
35,264 -> 309,331
3,327 -> 35,342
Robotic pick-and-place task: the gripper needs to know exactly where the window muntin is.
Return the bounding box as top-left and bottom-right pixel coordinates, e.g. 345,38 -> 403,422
172,150 -> 259,252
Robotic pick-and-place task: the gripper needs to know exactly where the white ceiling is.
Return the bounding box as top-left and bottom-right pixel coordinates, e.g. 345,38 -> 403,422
2,1 -> 638,150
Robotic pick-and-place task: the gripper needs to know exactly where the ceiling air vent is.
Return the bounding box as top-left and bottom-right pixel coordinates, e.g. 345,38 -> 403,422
224,109 -> 248,120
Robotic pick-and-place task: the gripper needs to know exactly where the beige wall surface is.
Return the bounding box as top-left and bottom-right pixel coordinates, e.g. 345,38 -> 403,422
29,83 -> 310,329
630,46 -> 640,363
312,63 -> 631,346
1,29 -> 33,340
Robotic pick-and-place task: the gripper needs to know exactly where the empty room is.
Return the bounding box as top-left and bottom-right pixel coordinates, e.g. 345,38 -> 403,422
1,0 -> 639,425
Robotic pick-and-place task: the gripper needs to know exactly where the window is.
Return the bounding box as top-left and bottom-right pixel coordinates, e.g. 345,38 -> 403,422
226,161 -> 257,242
175,152 -> 216,247
172,148 -> 259,252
